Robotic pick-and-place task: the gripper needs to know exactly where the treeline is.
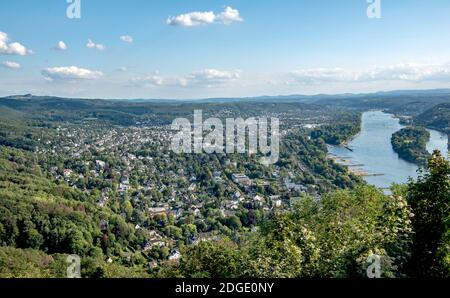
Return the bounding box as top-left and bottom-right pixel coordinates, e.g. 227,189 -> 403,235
414,103 -> 450,134
391,127 -> 430,165
311,114 -> 361,145
157,152 -> 450,278
158,185 -> 411,278
0,120 -> 37,151
414,103 -> 450,150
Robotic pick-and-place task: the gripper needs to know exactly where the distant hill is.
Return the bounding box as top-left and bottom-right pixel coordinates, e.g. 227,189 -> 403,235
127,88 -> 450,104
414,103 -> 450,134
1,89 -> 449,125
0,94 -> 325,125
311,89 -> 450,115
191,89 -> 450,115
3,88 -> 450,104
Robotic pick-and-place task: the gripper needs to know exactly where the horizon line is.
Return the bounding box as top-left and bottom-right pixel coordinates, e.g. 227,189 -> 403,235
2,87 -> 450,102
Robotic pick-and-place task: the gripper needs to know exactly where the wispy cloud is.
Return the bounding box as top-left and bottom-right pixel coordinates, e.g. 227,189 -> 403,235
120,35 -> 134,43
290,68 -> 353,84
131,73 -> 187,87
42,66 -> 103,81
358,63 -> 450,82
187,69 -> 241,85
0,31 -> 31,56
131,69 -> 240,88
0,61 -> 21,69
289,63 -> 450,85
86,39 -> 105,51
167,6 -> 243,27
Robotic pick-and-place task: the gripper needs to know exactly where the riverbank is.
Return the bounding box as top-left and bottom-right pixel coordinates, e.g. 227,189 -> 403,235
328,111 -> 448,190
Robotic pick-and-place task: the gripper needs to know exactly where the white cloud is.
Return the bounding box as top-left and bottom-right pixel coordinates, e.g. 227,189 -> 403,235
86,39 -> 105,51
132,69 -> 240,88
290,68 -> 353,84
131,73 -> 188,87
120,35 -> 134,43
137,75 -> 164,86
167,6 -> 243,27
42,66 -> 103,81
187,69 -> 240,84
0,32 -> 30,56
55,41 -> 67,51
216,7 -> 243,24
0,61 -> 21,69
289,63 -> 450,85
167,11 -> 216,27
357,63 -> 450,82
117,66 -> 127,72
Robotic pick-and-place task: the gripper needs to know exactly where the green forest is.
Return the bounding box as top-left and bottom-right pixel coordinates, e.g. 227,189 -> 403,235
391,127 -> 431,165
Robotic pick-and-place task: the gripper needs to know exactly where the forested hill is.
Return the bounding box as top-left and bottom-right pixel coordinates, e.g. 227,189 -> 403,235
0,95 -> 326,126
310,89 -> 450,115
414,103 -> 450,134
1,89 -> 449,124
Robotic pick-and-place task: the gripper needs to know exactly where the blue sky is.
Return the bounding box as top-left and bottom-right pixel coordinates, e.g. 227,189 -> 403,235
1,0 -> 450,99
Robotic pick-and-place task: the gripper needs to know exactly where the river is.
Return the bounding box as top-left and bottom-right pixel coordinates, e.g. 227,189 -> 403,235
328,110 -> 449,190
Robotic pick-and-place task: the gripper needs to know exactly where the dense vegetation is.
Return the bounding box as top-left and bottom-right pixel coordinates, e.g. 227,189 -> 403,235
407,151 -> 450,277
415,103 -> 450,134
157,152 -> 449,278
415,103 -> 450,150
311,117 -> 361,145
391,127 -> 431,165
282,132 -> 361,189
0,147 -> 152,277
158,185 -> 412,278
0,246 -> 149,278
